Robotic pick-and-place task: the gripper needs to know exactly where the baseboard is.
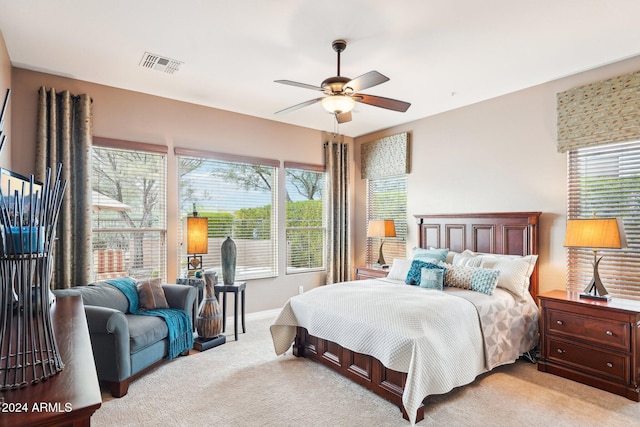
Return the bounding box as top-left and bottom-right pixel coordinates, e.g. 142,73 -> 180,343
244,308 -> 280,321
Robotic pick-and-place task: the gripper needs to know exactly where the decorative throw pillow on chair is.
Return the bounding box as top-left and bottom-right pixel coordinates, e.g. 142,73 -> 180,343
136,278 -> 169,310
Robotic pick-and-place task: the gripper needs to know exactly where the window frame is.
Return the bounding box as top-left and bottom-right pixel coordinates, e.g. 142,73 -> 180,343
567,140 -> 640,300
284,161 -> 326,275
91,137 -> 168,282
365,174 -> 407,265
175,147 -> 280,281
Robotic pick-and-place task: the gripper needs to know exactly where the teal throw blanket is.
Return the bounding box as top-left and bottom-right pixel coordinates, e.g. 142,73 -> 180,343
107,277 -> 193,359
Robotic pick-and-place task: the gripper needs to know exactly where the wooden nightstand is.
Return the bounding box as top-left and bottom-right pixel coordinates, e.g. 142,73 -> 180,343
538,290 -> 640,401
353,265 -> 389,280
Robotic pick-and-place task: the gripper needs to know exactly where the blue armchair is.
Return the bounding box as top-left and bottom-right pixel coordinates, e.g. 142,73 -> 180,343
53,280 -> 195,397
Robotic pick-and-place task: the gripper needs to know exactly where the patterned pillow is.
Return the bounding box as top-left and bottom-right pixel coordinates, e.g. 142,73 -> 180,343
136,278 -> 169,310
405,259 -> 445,285
441,262 -> 501,295
419,267 -> 444,290
481,255 -> 538,301
470,268 -> 500,295
441,263 -> 475,290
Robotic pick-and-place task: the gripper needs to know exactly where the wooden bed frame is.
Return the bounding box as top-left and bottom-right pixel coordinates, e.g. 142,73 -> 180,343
292,212 -> 541,423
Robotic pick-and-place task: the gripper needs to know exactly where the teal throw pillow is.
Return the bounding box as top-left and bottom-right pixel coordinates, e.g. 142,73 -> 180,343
412,247 -> 449,263
470,268 -> 500,295
419,267 -> 444,290
405,259 -> 446,285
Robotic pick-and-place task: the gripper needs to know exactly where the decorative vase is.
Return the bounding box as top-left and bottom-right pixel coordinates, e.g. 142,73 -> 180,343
196,271 -> 222,339
221,236 -> 236,285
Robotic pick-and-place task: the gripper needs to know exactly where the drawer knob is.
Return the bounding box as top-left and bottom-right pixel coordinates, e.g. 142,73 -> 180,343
556,320 -> 564,326
606,362 -> 613,368
606,330 -> 613,336
557,348 -> 565,354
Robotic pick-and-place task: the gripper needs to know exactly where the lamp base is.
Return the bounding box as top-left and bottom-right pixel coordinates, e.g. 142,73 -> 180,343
580,255 -> 611,301
187,254 -> 202,270
579,292 -> 611,301
377,240 -> 387,267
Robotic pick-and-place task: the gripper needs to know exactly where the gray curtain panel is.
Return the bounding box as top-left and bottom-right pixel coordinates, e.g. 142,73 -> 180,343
323,133 -> 351,284
36,87 -> 93,289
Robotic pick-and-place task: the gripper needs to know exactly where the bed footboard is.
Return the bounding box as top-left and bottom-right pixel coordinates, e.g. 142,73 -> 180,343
294,327 -> 425,423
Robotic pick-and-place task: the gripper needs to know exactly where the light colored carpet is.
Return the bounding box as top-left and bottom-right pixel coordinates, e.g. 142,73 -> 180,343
93,314 -> 640,427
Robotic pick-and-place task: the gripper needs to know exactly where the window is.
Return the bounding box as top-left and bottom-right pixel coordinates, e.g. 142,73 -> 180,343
285,163 -> 325,274
92,140 -> 167,282
176,149 -> 278,280
366,175 -> 407,264
567,140 -> 640,299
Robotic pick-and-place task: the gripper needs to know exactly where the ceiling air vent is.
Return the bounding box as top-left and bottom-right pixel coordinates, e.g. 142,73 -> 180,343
139,52 -> 182,74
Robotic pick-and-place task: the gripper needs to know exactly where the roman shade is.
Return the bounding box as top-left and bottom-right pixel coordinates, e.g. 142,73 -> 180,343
557,70 -> 640,153
360,132 -> 409,179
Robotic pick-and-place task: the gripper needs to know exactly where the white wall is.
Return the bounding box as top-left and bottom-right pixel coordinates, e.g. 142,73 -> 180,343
8,54 -> 640,304
10,68 -> 356,313
354,55 -> 640,295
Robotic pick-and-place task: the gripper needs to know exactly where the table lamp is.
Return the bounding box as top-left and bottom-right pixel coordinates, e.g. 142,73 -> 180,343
564,216 -> 627,301
187,205 -> 208,272
367,219 -> 396,267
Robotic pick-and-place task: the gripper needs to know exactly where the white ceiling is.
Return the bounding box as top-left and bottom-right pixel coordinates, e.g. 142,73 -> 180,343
1,1 -> 640,137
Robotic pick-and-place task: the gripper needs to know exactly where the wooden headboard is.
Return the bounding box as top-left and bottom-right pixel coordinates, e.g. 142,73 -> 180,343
415,212 -> 541,300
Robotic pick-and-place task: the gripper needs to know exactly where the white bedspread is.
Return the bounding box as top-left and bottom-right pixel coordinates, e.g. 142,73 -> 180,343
270,279 -> 538,425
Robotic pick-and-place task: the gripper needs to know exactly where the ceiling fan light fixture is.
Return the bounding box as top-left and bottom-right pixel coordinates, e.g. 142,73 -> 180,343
321,95 -> 356,114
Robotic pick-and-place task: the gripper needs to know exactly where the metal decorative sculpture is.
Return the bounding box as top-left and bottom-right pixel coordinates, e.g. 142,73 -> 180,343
0,165 -> 67,390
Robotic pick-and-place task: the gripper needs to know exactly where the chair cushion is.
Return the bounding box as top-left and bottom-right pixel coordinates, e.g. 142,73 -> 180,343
126,314 -> 169,354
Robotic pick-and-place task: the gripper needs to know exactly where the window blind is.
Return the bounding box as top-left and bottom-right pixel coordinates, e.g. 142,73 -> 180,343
177,153 -> 278,280
284,164 -> 326,274
92,145 -> 167,282
366,175 -> 407,265
567,140 -> 640,300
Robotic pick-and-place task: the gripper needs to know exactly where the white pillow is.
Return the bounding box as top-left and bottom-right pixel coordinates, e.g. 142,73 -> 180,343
452,249 -> 484,267
481,254 -> 538,301
386,258 -> 413,281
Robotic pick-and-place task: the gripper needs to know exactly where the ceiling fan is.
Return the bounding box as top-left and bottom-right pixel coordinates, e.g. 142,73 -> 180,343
274,39 -> 411,124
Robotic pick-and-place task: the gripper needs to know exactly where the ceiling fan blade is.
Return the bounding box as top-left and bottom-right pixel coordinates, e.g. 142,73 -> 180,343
335,111 -> 352,124
355,93 -> 411,112
275,98 -> 323,115
274,80 -> 324,91
344,71 -> 389,93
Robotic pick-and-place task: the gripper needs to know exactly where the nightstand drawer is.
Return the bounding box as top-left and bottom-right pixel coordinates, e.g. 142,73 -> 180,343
545,336 -> 629,384
546,309 -> 629,351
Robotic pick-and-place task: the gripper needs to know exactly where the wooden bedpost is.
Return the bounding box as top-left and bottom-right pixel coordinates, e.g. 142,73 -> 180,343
292,327 -> 305,357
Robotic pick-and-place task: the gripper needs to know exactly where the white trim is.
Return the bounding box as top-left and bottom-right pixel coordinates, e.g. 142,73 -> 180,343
245,308 -> 281,322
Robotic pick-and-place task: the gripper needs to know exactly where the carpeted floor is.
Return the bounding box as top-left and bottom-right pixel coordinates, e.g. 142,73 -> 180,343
93,314 -> 640,426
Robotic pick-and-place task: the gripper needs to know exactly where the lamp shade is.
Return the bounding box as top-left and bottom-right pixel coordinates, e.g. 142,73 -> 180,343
321,95 -> 356,114
187,216 -> 209,254
367,219 -> 397,238
564,218 -> 627,249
